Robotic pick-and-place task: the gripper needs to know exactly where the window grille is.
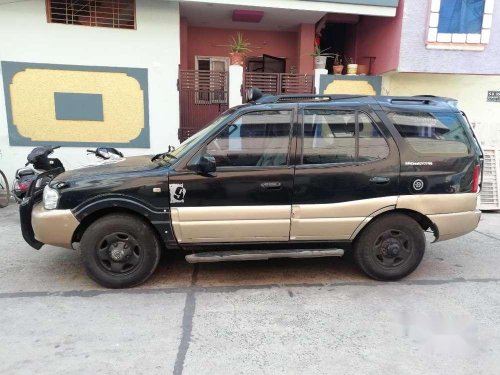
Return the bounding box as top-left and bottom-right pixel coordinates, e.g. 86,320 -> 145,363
46,0 -> 136,29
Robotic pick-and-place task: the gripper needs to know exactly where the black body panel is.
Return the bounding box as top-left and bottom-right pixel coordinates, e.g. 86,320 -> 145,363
55,156 -> 170,211
293,102 -> 400,205
168,167 -> 295,208
72,195 -> 177,248
376,105 -> 480,195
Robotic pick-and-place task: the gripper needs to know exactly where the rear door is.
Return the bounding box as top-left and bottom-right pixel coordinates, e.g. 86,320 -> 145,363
291,103 -> 400,241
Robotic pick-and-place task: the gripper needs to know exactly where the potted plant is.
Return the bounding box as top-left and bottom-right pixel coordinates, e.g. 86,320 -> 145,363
311,44 -> 332,69
228,33 -> 251,66
346,57 -> 358,75
332,54 -> 344,75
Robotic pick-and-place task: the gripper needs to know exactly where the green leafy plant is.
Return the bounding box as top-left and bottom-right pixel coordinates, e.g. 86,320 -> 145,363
345,57 -> 355,65
311,44 -> 332,57
228,33 -> 252,54
332,53 -> 342,66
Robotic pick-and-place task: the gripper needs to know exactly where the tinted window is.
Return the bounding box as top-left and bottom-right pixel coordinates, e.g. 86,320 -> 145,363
303,110 -> 389,164
206,110 -> 291,167
358,113 -> 390,161
303,110 -> 356,164
386,111 -> 471,155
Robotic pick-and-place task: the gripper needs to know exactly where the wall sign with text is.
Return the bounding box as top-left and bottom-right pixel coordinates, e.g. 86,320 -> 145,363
487,91 -> 500,103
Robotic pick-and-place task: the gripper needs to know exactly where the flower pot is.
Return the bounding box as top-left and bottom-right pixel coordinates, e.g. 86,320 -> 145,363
314,56 -> 327,69
347,63 -> 358,75
229,52 -> 245,66
357,64 -> 369,75
333,65 -> 344,75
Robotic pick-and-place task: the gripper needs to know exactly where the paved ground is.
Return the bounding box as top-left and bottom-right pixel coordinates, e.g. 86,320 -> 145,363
0,204 -> 499,375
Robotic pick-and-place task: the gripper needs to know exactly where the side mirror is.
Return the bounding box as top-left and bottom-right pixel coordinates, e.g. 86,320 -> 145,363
187,154 -> 216,176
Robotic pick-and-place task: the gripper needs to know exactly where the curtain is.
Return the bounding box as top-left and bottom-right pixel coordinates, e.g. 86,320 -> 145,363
438,0 -> 485,34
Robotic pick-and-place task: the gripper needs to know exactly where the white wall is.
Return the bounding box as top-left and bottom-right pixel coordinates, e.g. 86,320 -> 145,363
383,73 -> 500,149
0,0 -> 180,177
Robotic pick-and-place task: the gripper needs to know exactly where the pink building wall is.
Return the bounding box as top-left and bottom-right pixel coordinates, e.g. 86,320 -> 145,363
297,23 -> 315,74
180,17 -> 189,70
184,26 -> 301,73
352,0 -> 404,75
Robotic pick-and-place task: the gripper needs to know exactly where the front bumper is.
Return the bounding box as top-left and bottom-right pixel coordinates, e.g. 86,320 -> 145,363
19,197 -> 44,250
20,199 -> 79,250
429,210 -> 481,242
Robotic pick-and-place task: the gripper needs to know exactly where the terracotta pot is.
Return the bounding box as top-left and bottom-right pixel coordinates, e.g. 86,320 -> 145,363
314,56 -> 327,69
229,52 -> 245,66
347,63 -> 358,75
357,64 -> 369,75
333,65 -> 344,75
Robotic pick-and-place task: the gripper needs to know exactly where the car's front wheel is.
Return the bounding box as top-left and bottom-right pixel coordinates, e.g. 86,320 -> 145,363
353,213 -> 426,281
80,213 -> 161,288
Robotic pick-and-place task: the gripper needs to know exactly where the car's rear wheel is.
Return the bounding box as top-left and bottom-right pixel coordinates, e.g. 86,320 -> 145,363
353,213 -> 425,281
80,214 -> 161,288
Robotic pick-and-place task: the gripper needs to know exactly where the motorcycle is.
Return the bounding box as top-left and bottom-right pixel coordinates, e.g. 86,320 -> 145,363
12,146 -> 123,202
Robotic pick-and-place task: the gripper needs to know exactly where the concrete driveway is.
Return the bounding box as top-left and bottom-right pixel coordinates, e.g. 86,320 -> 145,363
0,204 -> 499,374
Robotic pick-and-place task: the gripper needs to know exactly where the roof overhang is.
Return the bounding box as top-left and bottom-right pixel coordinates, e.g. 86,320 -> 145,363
175,0 -> 399,17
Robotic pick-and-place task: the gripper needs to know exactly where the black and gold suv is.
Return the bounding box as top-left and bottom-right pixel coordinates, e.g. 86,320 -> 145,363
20,94 -> 483,288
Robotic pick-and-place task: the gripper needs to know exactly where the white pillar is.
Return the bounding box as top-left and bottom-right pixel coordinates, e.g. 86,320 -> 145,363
314,68 -> 328,95
229,65 -> 243,108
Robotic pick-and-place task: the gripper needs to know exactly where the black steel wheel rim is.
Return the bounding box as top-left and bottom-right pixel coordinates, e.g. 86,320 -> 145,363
372,229 -> 412,268
96,232 -> 143,274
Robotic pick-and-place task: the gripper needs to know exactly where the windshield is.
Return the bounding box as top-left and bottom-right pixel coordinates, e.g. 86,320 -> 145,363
163,109 -> 235,161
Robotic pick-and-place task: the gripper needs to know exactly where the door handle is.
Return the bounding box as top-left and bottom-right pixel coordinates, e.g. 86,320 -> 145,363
369,176 -> 390,184
261,182 -> 282,190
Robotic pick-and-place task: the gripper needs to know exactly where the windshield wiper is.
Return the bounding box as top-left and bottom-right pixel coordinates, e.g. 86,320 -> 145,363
151,152 -> 177,162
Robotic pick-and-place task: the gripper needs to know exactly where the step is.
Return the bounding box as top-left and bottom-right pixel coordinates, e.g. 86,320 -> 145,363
185,248 -> 344,263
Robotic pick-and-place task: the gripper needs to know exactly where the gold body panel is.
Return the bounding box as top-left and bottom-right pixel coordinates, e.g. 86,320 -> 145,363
32,203 -> 79,249
171,194 -> 479,243
171,206 -> 291,243
429,210 -> 481,242
290,196 -> 398,240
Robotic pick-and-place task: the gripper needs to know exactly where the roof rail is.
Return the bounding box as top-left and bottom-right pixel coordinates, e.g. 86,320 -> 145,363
389,98 -> 432,105
387,95 -> 457,105
255,94 -> 368,104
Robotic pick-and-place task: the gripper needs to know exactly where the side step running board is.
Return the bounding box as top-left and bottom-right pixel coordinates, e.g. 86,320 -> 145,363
185,249 -> 344,263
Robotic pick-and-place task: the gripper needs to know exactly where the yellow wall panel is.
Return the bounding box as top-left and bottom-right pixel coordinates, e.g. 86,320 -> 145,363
8,68 -> 146,144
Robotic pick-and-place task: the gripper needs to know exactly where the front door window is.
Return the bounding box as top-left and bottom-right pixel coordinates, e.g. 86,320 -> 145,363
206,110 -> 293,168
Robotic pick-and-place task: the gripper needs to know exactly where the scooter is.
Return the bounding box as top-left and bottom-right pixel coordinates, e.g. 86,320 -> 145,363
12,146 -> 123,202
12,146 -> 64,202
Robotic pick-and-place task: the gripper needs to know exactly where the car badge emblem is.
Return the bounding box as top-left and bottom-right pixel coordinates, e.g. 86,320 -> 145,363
413,179 -> 424,191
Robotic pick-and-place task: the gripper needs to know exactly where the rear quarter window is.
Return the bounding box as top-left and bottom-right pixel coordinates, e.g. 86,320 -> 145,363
386,111 -> 472,155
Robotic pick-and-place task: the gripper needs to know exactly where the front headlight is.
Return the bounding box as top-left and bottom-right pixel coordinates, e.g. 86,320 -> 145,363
43,185 -> 60,210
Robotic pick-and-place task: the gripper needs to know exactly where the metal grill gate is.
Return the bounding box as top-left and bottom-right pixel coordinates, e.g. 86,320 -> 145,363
178,69 -> 228,142
243,72 -> 315,98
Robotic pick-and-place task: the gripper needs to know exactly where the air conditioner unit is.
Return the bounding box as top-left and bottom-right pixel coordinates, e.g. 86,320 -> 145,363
479,147 -> 500,210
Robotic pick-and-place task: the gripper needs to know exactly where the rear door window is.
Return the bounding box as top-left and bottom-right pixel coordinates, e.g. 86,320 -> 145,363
386,111 -> 472,155
302,109 -> 389,164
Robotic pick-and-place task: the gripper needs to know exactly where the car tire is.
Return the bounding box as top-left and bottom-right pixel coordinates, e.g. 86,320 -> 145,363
80,213 -> 161,288
353,213 -> 425,281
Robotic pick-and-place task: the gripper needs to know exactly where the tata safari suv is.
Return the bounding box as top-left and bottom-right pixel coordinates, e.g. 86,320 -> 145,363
20,94 -> 483,288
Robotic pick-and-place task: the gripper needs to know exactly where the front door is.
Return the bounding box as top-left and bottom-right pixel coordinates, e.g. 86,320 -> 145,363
291,104 -> 400,241
169,108 -> 296,244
